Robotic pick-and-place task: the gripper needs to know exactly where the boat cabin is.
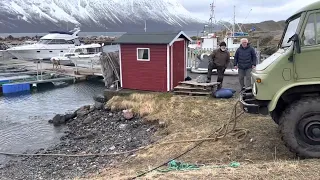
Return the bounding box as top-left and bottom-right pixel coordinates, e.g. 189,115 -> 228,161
63,44 -> 103,57
37,28 -> 81,46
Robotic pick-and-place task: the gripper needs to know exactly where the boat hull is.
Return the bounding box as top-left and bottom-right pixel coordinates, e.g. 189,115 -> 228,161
0,50 -> 16,60
7,48 -> 72,61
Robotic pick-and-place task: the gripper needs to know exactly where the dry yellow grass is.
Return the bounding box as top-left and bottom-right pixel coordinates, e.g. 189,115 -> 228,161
86,92 -> 319,180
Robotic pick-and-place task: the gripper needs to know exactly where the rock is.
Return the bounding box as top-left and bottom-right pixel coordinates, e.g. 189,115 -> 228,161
109,145 -> 116,150
51,114 -> 66,126
83,115 -> 94,124
93,94 -> 107,103
64,113 -> 77,122
76,106 -> 90,117
122,109 -> 134,120
94,101 -> 104,110
119,124 -> 128,130
49,113 -> 77,126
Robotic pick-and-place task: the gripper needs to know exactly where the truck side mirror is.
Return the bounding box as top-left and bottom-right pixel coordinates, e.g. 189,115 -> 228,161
288,34 -> 301,54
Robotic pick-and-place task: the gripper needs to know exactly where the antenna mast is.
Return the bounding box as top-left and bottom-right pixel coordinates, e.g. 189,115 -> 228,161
233,5 -> 236,36
209,0 -> 216,33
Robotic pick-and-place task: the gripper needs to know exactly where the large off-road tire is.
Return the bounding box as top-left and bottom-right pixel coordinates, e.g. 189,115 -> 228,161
279,97 -> 320,158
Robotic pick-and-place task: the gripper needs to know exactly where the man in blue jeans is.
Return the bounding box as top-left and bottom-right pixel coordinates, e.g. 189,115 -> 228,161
234,38 -> 257,90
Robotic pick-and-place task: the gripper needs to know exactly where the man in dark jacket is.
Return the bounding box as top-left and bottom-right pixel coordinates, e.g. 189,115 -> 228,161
207,41 -> 230,89
234,38 -> 257,90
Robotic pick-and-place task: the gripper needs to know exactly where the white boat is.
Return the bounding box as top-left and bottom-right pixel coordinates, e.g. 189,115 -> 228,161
0,43 -> 15,60
50,43 -> 103,67
6,27 -> 81,61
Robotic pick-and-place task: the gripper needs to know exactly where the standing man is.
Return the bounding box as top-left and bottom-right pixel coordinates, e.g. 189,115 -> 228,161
234,38 -> 257,90
207,41 -> 230,89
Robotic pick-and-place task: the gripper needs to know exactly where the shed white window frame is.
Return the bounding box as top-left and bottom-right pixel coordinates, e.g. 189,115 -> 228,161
136,48 -> 150,61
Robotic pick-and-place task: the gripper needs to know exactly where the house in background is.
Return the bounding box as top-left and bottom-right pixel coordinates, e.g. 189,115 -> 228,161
114,31 -> 192,92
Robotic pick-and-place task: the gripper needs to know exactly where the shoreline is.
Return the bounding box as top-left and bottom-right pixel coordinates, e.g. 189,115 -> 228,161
0,98 -> 160,180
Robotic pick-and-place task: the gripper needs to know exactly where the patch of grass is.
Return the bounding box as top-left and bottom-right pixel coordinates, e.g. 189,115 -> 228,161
94,93 -> 302,179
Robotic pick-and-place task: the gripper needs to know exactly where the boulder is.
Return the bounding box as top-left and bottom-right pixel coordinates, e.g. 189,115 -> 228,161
75,105 -> 90,117
49,113 -> 77,126
93,94 -> 107,103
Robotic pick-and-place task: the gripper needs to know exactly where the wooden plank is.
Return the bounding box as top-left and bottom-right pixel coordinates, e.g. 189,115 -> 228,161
179,80 -> 220,87
174,90 -> 212,96
174,85 -> 209,91
173,86 -> 214,94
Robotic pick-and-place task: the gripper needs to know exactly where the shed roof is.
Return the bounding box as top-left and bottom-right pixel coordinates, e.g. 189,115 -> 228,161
114,31 -> 192,46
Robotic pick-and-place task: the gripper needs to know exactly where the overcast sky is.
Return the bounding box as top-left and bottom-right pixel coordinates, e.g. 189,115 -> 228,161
178,0 -> 319,23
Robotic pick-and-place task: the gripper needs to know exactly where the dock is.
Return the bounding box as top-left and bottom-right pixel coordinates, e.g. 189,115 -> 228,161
0,58 -> 104,94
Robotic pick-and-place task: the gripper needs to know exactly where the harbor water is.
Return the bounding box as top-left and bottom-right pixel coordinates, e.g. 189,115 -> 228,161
0,81 -> 106,165
0,45 -> 117,165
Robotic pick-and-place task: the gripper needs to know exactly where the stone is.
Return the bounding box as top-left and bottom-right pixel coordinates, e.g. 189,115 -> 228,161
94,101 -> 104,110
51,114 -> 66,126
93,94 -> 107,103
118,124 -> 128,130
83,115 -> 94,124
75,105 -> 91,117
122,109 -> 134,120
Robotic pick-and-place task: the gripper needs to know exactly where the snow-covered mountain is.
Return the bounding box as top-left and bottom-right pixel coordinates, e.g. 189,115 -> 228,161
0,0 -> 207,33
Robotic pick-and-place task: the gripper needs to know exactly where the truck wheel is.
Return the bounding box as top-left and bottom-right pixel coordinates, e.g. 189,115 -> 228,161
279,97 -> 320,158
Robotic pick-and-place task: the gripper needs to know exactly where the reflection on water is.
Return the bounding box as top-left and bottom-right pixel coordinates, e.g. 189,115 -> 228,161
0,80 -> 105,165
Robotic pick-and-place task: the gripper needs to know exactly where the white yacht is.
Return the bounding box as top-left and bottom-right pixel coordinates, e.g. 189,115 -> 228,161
50,43 -> 103,67
6,27 -> 81,61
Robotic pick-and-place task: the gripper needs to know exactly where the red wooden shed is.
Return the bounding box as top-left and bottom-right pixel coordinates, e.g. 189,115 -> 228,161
114,31 -> 192,92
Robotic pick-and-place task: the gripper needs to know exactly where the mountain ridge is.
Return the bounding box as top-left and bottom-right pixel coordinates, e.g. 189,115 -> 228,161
0,0 -> 207,33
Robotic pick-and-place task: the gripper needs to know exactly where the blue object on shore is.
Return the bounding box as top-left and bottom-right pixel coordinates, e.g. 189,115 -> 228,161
213,88 -> 236,98
221,88 -> 236,94
2,83 -> 31,94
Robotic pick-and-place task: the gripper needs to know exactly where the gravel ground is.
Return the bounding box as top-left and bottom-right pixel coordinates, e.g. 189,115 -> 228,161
0,106 -> 158,180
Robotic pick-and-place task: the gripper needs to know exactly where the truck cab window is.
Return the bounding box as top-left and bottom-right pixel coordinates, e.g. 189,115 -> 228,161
302,13 -> 316,46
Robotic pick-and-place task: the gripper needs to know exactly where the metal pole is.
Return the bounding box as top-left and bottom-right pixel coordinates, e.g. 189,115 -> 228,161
40,59 -> 43,80
36,60 -> 39,81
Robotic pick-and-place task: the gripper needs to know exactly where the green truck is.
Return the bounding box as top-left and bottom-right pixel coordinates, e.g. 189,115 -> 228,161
240,1 -> 320,158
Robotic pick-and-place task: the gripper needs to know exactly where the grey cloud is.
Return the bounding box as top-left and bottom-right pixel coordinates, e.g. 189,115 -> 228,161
179,0 -> 317,23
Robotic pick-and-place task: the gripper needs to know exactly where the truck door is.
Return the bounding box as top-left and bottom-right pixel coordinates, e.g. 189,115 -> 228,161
295,11 -> 320,80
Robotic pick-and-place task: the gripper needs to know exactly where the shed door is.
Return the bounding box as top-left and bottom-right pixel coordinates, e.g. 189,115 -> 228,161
172,40 -> 185,88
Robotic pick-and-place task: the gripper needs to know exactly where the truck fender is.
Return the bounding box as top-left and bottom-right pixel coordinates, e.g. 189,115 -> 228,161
268,81 -> 320,112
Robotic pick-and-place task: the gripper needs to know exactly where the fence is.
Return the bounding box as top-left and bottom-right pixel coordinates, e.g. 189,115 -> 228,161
186,47 -> 262,70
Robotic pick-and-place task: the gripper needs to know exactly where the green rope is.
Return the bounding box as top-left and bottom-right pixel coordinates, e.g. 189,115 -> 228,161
156,160 -> 200,172
146,160 -> 241,174
207,161 -> 240,169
